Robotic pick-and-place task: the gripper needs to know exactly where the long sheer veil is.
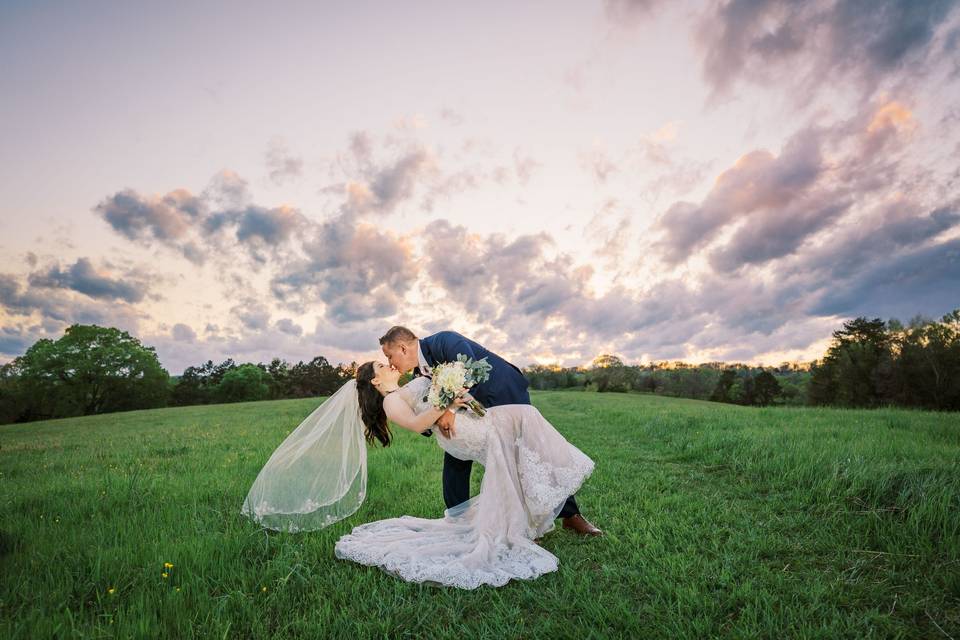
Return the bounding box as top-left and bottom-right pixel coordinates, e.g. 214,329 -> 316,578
240,379 -> 366,532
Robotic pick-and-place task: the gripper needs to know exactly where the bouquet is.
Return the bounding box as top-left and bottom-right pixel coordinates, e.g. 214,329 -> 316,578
425,354 -> 492,416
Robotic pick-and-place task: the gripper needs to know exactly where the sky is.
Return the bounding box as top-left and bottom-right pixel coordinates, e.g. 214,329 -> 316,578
1,0 -> 959,375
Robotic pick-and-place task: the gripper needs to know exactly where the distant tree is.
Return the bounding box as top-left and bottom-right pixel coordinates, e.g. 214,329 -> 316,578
341,361 -> 358,379
2,324 -> 169,422
587,355 -> 636,392
777,376 -> 807,405
172,363 -> 208,406
808,317 -> 891,407
591,354 -> 624,368
266,357 -> 292,399
0,361 -> 27,423
807,358 -> 835,405
171,358 -> 237,406
216,363 -> 271,403
732,374 -> 756,405
710,369 -> 737,403
753,370 -> 782,406
525,364 -> 586,390
892,310 -> 960,410
288,356 -> 349,397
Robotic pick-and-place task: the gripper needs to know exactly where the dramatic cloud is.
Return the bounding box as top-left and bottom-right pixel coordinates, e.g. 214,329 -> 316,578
321,129 -> 530,217
26,257 -> 150,303
652,97 -> 927,273
0,272 -> 145,333
203,204 -> 306,265
270,213 -> 418,322
811,237 -> 960,319
653,128 -> 827,265
791,202 -> 960,282
95,171 -> 309,267
94,188 -> 208,264
322,131 -> 440,217
11,0 -> 954,372
425,220 -> 591,323
696,0 -> 960,98
274,318 -> 303,337
232,300 -> 271,331
0,324 -> 44,357
171,323 -> 197,342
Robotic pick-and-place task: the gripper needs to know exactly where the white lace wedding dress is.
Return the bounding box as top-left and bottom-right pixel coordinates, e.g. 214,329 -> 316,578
333,375 -> 595,589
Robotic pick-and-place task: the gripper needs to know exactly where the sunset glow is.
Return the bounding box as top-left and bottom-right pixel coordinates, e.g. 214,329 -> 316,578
1,0 -> 958,374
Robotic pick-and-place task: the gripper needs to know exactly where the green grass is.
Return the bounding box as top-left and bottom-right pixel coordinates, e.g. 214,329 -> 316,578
1,391 -> 958,639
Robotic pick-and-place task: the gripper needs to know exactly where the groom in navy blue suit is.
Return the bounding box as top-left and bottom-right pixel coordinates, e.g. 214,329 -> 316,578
379,326 -> 602,536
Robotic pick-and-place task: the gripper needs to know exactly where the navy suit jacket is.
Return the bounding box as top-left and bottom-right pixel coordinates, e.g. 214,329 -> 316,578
415,331 -> 531,408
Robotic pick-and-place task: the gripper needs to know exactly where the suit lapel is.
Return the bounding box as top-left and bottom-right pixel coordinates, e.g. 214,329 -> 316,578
420,337 -> 436,367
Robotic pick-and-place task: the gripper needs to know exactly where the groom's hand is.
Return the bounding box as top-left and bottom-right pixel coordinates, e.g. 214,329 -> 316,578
436,410 -> 456,438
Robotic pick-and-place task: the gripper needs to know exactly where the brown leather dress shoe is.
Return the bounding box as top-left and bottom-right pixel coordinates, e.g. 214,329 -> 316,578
562,514 -> 603,536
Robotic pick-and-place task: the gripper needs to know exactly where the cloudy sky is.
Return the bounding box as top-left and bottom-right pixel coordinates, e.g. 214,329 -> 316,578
2,0 -> 959,375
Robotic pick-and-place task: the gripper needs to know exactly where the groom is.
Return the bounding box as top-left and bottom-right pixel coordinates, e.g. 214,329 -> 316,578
379,326 -> 602,537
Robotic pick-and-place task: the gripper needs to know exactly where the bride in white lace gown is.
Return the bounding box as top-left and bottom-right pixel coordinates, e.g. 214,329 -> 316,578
334,361 -> 595,589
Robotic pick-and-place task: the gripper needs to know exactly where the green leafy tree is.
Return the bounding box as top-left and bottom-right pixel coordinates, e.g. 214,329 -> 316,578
710,369 -> 737,403
808,317 -> 891,407
807,358 -> 836,405
5,324 -> 169,421
215,363 -> 271,403
587,355 -> 635,392
893,310 -> 960,410
753,370 -> 782,406
171,358 -> 236,406
288,356 -> 350,397
266,357 -> 292,399
0,361 -> 27,423
525,364 -> 587,390
591,354 -> 624,368
732,374 -> 756,405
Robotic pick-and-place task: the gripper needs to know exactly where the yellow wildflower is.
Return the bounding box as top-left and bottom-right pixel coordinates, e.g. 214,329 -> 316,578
261,586 -> 267,592
107,587 -> 116,595
161,572 -> 168,579
163,562 -> 174,569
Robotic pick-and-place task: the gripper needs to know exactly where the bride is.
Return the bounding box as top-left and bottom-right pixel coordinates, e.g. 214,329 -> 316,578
241,361 -> 595,590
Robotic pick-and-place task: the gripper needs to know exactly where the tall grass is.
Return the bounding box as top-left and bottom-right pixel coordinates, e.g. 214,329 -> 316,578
1,391 -> 957,638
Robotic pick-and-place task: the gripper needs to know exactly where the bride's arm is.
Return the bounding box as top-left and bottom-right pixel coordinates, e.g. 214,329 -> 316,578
383,394 -> 468,434
383,396 -> 448,434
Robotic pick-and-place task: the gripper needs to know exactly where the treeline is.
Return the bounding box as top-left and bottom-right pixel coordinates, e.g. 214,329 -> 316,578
2,310 -> 958,424
1,325 -> 171,423
0,324 -> 357,424
808,311 -> 960,410
526,310 -> 960,411
171,357 -> 354,406
524,356 -> 809,407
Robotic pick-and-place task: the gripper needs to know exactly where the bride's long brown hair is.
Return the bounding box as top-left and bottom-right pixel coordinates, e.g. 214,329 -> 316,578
355,361 -> 392,447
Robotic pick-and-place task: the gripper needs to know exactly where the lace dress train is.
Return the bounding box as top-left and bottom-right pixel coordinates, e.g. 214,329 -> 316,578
334,377 -> 595,589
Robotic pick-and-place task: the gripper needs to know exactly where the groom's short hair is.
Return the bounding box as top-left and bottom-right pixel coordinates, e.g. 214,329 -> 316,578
379,326 -> 417,346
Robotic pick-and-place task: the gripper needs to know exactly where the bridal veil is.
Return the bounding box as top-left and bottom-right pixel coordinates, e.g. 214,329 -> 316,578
241,379 -> 366,532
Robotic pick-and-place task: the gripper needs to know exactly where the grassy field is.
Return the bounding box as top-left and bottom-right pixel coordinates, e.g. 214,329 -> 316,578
1,391 -> 958,639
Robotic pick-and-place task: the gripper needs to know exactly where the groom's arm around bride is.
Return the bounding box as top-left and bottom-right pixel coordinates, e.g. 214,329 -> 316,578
419,330 -> 531,408
379,326 -> 602,536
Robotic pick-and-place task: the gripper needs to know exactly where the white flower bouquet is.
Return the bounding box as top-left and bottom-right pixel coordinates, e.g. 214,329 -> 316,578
425,354 -> 492,416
